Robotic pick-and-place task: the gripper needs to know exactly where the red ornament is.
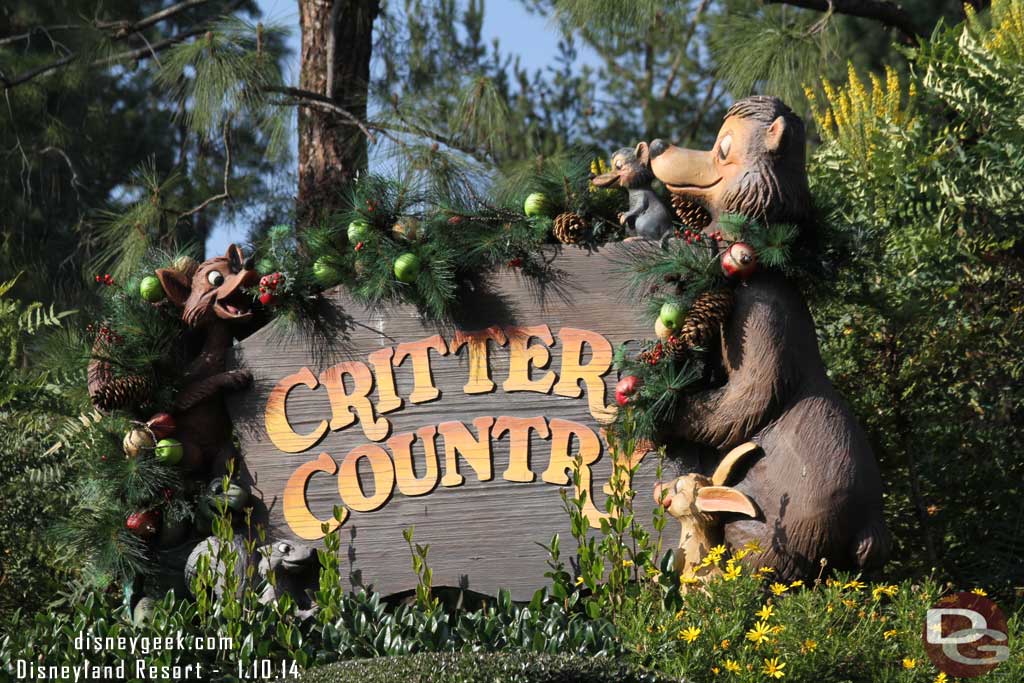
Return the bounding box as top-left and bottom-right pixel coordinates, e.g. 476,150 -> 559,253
259,272 -> 284,291
615,375 -> 642,407
508,257 -> 523,268
259,292 -> 276,305
355,241 -> 365,252
448,215 -> 464,225
721,242 -> 758,280
146,412 -> 176,439
126,510 -> 160,539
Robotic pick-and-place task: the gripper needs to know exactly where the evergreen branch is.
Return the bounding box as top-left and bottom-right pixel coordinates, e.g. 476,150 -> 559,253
660,0 -> 711,100
97,0 -> 214,37
178,117 -> 233,219
0,1 -> 243,91
761,0 -> 921,40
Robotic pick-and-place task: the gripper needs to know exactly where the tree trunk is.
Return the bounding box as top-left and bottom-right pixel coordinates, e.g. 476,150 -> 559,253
297,0 -> 379,220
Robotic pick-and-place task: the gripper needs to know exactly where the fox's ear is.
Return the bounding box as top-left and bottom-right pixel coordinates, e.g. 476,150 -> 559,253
226,243 -> 244,272
156,268 -> 190,307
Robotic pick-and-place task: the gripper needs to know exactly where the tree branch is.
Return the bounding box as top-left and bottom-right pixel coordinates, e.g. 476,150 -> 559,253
1,0 -> 237,91
179,117 -> 232,219
263,85 -> 381,144
762,0 -> 921,40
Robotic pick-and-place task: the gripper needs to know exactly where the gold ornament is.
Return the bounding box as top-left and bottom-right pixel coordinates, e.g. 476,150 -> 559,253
172,255 -> 199,278
655,318 -> 673,340
123,427 -> 156,458
552,212 -> 588,244
392,217 -> 421,241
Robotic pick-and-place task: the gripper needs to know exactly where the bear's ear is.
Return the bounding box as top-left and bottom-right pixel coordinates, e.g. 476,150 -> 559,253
634,141 -> 650,166
765,116 -> 787,153
156,268 -> 191,307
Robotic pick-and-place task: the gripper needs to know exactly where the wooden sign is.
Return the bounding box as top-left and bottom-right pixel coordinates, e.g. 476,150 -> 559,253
227,246 -> 674,599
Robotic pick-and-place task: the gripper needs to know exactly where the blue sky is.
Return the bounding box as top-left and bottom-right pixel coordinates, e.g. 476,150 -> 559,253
207,0 -> 585,254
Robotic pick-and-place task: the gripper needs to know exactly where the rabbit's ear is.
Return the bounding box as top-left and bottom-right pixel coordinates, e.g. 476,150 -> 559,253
695,486 -> 758,517
712,442 -> 761,486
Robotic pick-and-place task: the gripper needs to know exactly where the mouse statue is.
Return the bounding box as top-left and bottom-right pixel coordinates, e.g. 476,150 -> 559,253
648,96 -> 890,581
590,143 -> 674,240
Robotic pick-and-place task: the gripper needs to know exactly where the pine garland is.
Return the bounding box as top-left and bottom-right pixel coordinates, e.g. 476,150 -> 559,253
614,213 -> 807,438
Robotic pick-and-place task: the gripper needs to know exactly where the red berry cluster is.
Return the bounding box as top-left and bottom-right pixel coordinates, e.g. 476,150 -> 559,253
640,341 -> 665,365
366,199 -> 377,213
448,215 -> 464,225
258,272 -> 284,305
94,273 -> 114,286
87,323 -> 124,345
354,241 -> 365,252
508,257 -> 523,268
680,229 -> 716,245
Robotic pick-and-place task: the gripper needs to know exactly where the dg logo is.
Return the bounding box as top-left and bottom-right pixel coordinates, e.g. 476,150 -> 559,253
924,592 -> 1010,677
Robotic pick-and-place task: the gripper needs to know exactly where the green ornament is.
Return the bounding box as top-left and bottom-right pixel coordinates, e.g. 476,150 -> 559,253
523,192 -> 550,217
154,438 -> 183,465
313,257 -> 344,287
347,219 -> 371,244
659,302 -> 684,330
393,252 -> 421,283
139,275 -> 165,302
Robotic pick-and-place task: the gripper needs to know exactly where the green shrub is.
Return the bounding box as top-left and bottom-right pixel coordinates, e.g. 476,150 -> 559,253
300,651 -> 669,683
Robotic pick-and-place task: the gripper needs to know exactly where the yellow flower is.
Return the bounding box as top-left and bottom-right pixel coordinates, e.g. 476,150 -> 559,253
844,579 -> 866,591
721,639 -> 730,650
680,573 -> 700,586
724,659 -> 742,674
902,658 -> 916,670
622,559 -> 634,568
803,639 -> 818,653
746,620 -> 773,645
842,598 -> 858,609
723,561 -> 742,581
756,566 -> 775,577
762,657 -> 786,679
770,582 -> 789,596
789,579 -> 804,588
934,674 -> 948,683
756,604 -> 774,620
732,548 -> 750,561
770,624 -> 786,635
574,576 -> 585,586
971,588 -> 987,596
883,629 -> 898,640
872,584 -> 899,600
678,626 -> 702,643
712,666 -> 720,676
744,541 -> 764,553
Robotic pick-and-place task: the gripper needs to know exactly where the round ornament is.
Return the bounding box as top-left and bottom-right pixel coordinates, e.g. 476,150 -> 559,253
313,257 -> 344,287
654,318 -> 673,340
615,375 -> 642,407
392,217 -> 420,241
523,192 -> 550,218
126,510 -> 160,539
658,302 -> 684,330
146,412 -> 176,440
721,242 -> 758,280
122,428 -> 155,458
139,276 -> 165,303
393,253 -> 421,283
347,219 -> 371,244
154,438 -> 183,465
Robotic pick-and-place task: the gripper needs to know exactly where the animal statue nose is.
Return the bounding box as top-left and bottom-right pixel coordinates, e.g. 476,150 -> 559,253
244,257 -> 255,271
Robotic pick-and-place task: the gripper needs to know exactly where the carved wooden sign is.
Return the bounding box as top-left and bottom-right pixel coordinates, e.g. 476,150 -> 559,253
227,246 -> 671,599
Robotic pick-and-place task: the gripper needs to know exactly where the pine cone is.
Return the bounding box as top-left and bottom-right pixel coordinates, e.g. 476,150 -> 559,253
91,373 -> 152,411
552,211 -> 588,244
670,195 -> 712,231
679,289 -> 734,349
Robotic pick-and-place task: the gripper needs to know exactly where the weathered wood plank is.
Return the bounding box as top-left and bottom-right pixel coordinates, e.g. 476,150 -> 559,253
227,245 -> 684,600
